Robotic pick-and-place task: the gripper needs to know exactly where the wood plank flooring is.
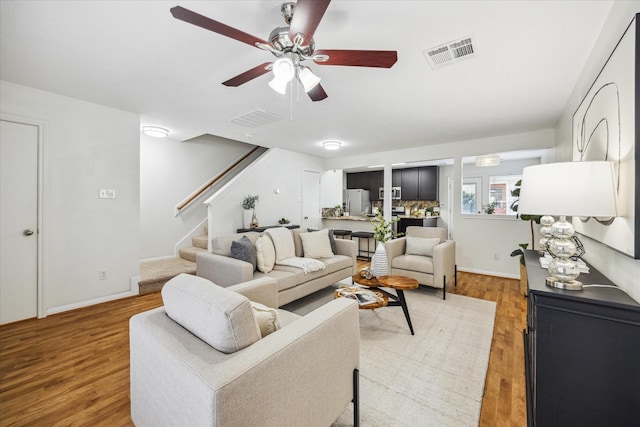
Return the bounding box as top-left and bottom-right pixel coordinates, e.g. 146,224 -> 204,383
0,270 -> 526,426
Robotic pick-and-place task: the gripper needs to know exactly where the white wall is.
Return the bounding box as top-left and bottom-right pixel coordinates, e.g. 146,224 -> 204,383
206,148 -> 325,238
140,134 -> 255,259
554,3 -> 640,302
320,169 -> 343,209
325,129 -> 555,278
1,81 -> 140,313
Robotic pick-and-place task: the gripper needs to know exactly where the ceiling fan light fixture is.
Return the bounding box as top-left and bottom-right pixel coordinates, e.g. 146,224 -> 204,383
322,140 -> 342,151
268,76 -> 289,94
298,66 -> 321,92
269,57 -> 295,94
142,126 -> 169,138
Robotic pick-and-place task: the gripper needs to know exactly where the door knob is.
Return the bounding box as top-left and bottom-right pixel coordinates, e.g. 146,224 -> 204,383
23,229 -> 34,236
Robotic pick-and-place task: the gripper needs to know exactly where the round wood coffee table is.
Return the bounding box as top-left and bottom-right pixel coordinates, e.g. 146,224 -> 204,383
351,274 -> 419,335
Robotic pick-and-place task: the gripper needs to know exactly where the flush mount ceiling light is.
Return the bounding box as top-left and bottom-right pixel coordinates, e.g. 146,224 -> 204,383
476,154 -> 500,167
322,140 -> 342,151
142,126 -> 169,138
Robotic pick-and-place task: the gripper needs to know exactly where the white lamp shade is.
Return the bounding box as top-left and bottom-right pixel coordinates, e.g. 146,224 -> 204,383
518,161 -> 617,217
272,57 -> 295,81
298,67 -> 321,92
268,77 -> 289,94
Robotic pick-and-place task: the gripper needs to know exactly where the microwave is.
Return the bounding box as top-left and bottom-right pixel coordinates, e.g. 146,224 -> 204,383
379,187 -> 402,200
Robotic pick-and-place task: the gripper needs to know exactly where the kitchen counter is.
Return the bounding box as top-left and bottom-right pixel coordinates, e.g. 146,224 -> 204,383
396,215 -> 440,219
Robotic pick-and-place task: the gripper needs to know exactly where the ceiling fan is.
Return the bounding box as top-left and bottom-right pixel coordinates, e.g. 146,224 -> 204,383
170,0 -> 398,102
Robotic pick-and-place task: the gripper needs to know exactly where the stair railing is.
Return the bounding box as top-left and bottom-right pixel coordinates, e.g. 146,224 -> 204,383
175,146 -> 261,215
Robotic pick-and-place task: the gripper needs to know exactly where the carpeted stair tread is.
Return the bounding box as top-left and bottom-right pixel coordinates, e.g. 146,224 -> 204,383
178,246 -> 207,263
139,258 -> 196,294
192,235 -> 208,249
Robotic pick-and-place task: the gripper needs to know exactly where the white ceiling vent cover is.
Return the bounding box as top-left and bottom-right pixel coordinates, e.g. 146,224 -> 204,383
423,35 -> 477,70
231,109 -> 282,128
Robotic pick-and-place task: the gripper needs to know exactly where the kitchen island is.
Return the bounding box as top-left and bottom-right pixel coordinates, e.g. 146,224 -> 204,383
322,216 -> 378,259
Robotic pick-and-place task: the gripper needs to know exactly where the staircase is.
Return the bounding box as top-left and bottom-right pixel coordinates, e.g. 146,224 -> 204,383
138,226 -> 208,295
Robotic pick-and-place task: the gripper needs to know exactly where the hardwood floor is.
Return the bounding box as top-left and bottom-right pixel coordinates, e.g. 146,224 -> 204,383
0,270 -> 526,426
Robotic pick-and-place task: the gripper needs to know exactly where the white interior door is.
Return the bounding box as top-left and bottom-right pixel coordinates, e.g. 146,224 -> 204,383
1,119 -> 39,324
302,170 -> 321,230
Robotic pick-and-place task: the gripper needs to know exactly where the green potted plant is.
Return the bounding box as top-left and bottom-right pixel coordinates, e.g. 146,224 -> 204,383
510,179 -> 542,296
242,195 -> 259,229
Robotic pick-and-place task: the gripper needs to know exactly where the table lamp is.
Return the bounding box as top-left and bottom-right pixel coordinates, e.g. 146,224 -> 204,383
517,161 -> 617,290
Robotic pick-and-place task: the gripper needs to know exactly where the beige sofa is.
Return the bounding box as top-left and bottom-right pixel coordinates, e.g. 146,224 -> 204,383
130,273 -> 360,427
385,226 -> 456,299
196,228 -> 357,306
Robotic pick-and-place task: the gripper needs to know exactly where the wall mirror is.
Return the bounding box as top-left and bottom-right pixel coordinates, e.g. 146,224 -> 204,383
461,149 -> 553,215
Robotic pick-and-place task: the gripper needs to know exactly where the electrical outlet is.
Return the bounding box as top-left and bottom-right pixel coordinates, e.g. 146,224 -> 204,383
99,270 -> 107,280
492,252 -> 500,260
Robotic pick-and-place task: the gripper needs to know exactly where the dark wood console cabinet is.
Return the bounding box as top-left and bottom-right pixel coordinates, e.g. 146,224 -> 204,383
523,250 -> 640,427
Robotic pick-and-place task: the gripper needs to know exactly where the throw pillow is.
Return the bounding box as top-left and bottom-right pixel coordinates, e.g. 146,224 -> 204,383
250,301 -> 281,338
265,227 -> 295,263
405,236 -> 440,257
300,229 -> 334,259
230,236 -> 257,271
255,235 -> 276,273
308,228 -> 337,253
161,274 -> 261,354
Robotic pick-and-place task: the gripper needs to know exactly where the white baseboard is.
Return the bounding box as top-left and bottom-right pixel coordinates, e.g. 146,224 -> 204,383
46,290 -> 137,316
458,267 -> 519,280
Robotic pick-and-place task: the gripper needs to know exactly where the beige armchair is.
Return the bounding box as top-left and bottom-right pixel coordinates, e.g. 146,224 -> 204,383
384,226 -> 456,299
130,274 -> 360,427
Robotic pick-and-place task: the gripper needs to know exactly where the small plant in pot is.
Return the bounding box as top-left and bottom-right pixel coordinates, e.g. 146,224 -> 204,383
242,195 -> 259,229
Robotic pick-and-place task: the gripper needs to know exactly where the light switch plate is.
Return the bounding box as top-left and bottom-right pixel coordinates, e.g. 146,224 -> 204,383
99,189 -> 116,199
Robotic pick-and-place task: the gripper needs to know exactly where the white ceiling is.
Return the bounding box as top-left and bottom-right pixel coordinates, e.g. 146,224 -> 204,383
0,1 -> 613,159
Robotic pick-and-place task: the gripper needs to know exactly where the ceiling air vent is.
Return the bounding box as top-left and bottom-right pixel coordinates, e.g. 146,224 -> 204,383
230,109 -> 282,128
423,35 -> 477,70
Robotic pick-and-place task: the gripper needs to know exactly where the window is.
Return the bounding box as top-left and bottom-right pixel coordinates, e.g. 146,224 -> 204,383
462,177 -> 482,214
489,175 -> 521,215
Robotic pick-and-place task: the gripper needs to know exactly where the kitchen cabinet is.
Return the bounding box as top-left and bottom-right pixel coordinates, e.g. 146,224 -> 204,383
418,166 -> 438,200
370,171 -> 383,200
346,172 -> 369,192
401,168 -> 419,200
397,217 -> 437,235
523,250 -> 640,427
392,169 -> 402,187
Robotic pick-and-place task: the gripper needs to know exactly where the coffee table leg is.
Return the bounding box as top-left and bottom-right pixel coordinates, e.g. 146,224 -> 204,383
396,290 -> 414,335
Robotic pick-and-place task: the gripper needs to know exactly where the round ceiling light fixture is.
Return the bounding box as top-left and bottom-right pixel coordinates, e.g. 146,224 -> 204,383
322,140 -> 342,151
142,126 -> 169,138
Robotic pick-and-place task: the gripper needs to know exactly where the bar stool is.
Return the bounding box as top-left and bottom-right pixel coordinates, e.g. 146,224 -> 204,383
332,229 -> 352,240
351,231 -> 374,261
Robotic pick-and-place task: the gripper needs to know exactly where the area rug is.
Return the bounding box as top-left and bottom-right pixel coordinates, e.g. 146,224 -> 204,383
283,283 -> 497,427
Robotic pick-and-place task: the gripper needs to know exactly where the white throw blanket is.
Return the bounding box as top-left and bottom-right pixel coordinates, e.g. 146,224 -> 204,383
265,227 -> 295,262
277,257 -> 326,274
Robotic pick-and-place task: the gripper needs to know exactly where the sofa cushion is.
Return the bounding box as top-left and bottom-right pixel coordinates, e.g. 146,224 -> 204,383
292,229 -> 306,257
405,236 -> 440,257
253,269 -> 299,292
273,264 -> 328,284
391,254 -> 435,274
211,232 -> 260,256
250,302 -> 281,337
230,236 -> 257,271
321,254 -> 353,274
255,235 -> 276,273
161,274 -> 261,354
300,229 -> 334,258
265,227 -> 295,263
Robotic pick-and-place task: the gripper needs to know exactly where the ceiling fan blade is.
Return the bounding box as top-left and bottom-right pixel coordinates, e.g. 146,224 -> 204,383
170,6 -> 269,48
288,0 -> 331,44
307,84 -> 328,102
222,62 -> 273,87
314,49 -> 398,68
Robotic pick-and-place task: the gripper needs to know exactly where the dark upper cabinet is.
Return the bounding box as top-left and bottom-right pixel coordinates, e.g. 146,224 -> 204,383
392,169 -> 402,187
418,166 -> 438,200
401,168 -> 420,200
346,172 -> 368,191
348,166 -> 438,201
371,171 -> 383,200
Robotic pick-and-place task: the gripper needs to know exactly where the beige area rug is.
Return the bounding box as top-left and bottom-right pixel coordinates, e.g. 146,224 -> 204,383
283,283 -> 497,427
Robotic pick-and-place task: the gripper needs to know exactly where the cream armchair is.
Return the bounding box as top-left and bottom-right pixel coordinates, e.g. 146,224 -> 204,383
130,274 -> 360,427
384,226 -> 456,299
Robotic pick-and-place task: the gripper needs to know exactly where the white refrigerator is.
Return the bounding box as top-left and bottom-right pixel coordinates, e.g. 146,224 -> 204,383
343,189 -> 371,216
